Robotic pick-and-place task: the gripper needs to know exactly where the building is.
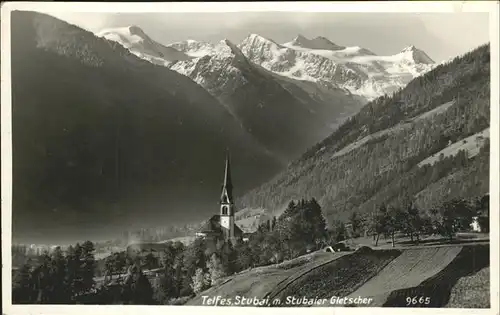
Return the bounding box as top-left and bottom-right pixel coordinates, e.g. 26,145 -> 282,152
470,216 -> 482,232
196,153 -> 243,244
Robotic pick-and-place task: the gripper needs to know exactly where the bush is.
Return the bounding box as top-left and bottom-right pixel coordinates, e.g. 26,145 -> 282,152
356,246 -> 374,254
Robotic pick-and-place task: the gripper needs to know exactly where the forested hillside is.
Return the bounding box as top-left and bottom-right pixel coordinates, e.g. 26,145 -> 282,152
238,44 -> 490,224
10,11 -> 283,241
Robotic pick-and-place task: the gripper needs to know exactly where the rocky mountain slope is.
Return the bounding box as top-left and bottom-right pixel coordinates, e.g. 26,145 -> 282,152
168,39 -> 217,58
169,34 -> 435,103
167,39 -> 363,159
238,43 -> 490,225
93,26 -> 364,160
10,11 -> 284,240
238,34 -> 435,102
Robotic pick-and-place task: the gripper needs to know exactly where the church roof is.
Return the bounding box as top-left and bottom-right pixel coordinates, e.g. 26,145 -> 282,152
199,215 -> 222,233
197,214 -> 243,237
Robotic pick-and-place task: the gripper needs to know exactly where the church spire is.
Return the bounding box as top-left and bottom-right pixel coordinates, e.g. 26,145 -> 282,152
221,151 -> 233,203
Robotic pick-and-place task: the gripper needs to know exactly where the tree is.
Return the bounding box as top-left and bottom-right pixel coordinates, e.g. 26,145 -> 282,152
113,252 -> 127,279
190,268 -> 211,295
32,252 -> 52,303
234,239 -> 253,271
328,220 -> 347,244
436,199 -> 476,240
348,211 -> 364,238
373,204 -> 389,246
476,194 -> 489,233
406,202 -> 424,243
104,254 -> 117,283
263,229 -> 285,263
307,198 -> 328,249
65,245 -> 80,298
80,241 -> 96,293
207,253 -> 226,286
143,252 -> 158,270
49,246 -> 71,303
183,238 -> 207,279
274,198 -> 327,258
172,241 -> 186,257
158,264 -> 176,300
12,262 -> 35,303
387,206 -> 405,247
174,253 -> 192,297
420,214 -> 435,236
122,264 -> 155,304
217,240 -> 237,275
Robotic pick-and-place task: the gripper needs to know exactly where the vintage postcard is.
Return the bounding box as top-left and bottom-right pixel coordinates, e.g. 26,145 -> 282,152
1,1 -> 499,315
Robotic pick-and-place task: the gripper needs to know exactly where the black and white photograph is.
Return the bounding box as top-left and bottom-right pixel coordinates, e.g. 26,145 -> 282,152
1,1 -> 499,313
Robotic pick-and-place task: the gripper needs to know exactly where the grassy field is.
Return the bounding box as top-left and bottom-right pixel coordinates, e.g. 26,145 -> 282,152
346,246 -> 463,306
446,266 -> 490,308
186,251 -> 348,305
186,242 -> 490,308
383,244 -> 490,307
271,248 -> 401,305
342,233 -> 489,250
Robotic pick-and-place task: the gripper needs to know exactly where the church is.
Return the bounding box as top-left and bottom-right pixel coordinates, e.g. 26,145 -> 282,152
195,153 -> 243,244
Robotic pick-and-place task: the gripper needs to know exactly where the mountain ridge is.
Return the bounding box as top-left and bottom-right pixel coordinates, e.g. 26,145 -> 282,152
96,26 -> 192,65
237,43 -> 490,226
94,25 -> 436,102
166,35 -> 363,160
92,24 -> 365,161
286,34 -> 346,51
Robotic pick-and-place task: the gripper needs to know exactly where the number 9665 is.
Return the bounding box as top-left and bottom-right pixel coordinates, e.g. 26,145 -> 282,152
406,296 -> 431,306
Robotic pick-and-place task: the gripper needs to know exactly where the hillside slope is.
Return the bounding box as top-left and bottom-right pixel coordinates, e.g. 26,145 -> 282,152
185,245 -> 488,307
10,11 -> 283,241
345,247 -> 463,306
238,44 -> 490,224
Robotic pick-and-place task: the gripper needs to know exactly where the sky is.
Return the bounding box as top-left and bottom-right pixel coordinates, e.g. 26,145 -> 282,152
44,11 -> 491,63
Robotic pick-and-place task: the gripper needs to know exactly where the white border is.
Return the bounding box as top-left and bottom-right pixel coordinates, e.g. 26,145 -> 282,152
1,2 -> 499,315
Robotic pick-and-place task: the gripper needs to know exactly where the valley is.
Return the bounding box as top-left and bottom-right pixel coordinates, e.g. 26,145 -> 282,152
8,9 -> 492,309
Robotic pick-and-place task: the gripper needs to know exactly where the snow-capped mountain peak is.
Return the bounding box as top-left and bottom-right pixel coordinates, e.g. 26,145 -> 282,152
239,35 -> 436,102
215,39 -> 246,59
398,45 -> 435,64
96,26 -> 191,65
97,26 -> 145,46
286,34 -> 345,51
238,33 -> 287,63
292,34 -> 308,44
167,39 -> 216,58
400,45 -> 417,53
166,38 -> 252,100
99,25 -> 436,103
243,33 -> 282,48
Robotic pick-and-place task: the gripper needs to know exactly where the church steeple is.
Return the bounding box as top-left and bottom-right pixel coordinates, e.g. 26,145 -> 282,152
221,152 -> 233,203
219,151 -> 235,241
